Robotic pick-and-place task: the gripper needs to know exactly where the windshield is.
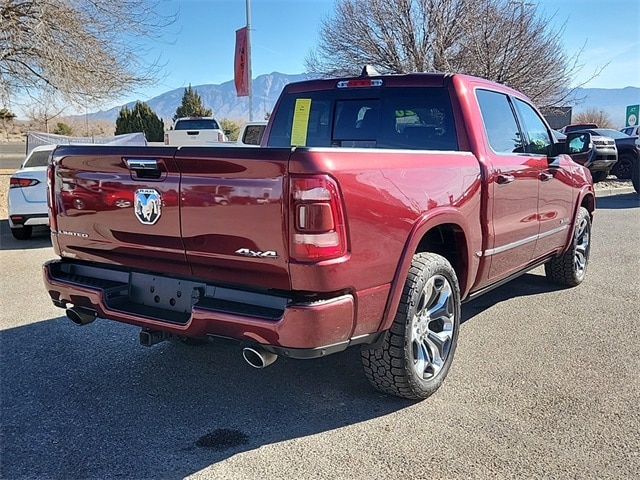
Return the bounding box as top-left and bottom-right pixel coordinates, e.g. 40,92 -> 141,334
593,129 -> 629,139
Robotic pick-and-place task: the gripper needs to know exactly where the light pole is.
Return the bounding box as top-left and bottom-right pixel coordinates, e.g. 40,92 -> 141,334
246,0 -> 253,121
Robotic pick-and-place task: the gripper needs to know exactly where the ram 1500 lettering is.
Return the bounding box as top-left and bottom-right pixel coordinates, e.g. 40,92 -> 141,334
44,70 -> 595,400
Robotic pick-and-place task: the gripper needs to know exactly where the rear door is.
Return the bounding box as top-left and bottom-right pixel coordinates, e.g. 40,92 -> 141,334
175,146 -> 292,290
475,89 -> 543,281
52,145 -> 189,276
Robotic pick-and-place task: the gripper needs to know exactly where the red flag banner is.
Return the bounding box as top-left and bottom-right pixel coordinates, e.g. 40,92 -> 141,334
234,27 -> 249,97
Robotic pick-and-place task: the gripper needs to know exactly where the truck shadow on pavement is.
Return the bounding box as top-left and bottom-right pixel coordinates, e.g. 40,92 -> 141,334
0,220 -> 51,251
0,317 -> 414,479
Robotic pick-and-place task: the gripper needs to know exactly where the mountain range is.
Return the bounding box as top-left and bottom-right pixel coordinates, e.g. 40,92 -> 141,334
86,73 -> 639,128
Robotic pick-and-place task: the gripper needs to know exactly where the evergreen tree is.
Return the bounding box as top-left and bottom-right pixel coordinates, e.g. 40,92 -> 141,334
114,102 -> 164,141
53,122 -> 73,136
173,84 -> 212,121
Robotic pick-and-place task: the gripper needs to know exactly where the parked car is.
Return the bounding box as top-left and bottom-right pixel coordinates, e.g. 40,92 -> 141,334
633,154 -> 640,194
7,144 -> 55,240
572,128 -> 639,180
559,123 -> 598,134
620,125 -> 639,137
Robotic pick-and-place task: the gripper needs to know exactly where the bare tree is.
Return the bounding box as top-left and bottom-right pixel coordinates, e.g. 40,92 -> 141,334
306,0 -> 602,106
572,108 -> 614,129
23,87 -> 66,133
0,0 -> 177,107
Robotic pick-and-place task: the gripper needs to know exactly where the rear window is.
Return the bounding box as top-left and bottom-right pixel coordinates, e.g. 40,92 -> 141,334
24,149 -> 52,168
267,86 -> 458,151
174,119 -> 220,130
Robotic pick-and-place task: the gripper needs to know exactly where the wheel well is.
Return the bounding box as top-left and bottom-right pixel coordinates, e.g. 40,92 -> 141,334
582,194 -> 595,215
415,223 -> 467,288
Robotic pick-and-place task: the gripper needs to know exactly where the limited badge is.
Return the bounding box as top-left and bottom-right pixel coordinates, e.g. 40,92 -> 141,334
134,189 -> 162,225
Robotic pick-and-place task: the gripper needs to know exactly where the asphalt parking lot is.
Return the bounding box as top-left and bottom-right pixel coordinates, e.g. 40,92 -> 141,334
1,192 -> 639,479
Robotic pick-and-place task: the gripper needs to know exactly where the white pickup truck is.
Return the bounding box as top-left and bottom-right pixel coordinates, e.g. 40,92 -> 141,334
236,121 -> 267,146
164,117 -> 228,145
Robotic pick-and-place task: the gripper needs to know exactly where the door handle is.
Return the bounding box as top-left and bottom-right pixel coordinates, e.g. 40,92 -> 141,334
539,172 -> 554,182
496,173 -> 515,185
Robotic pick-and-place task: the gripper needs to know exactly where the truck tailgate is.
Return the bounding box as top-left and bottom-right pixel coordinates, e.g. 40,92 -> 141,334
52,145 -> 189,276
175,146 -> 292,290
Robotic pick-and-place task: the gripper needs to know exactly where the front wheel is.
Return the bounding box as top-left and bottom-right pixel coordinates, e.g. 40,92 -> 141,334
545,206 -> 591,287
361,253 -> 461,400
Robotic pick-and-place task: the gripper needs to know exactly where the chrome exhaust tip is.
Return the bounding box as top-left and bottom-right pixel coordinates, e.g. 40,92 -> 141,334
66,307 -> 97,326
242,346 -> 278,369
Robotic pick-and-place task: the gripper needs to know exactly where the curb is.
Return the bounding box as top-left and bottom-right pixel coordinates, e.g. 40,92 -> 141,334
594,186 -> 637,198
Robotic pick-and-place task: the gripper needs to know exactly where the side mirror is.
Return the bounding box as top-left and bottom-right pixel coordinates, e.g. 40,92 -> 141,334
565,132 -> 592,155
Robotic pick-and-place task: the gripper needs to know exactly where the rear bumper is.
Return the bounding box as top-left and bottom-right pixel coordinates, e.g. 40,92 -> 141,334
9,213 -> 49,227
43,260 -> 374,358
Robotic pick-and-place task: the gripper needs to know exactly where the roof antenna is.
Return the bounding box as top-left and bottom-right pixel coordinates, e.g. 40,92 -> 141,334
360,65 -> 380,77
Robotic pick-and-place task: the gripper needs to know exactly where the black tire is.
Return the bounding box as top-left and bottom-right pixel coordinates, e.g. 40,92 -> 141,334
361,253 -> 461,400
545,206 -> 591,287
10,225 -> 32,240
632,157 -> 640,194
590,170 -> 608,183
611,153 -> 634,180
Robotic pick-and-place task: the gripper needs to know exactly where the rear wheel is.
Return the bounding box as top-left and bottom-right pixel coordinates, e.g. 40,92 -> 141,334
10,225 -> 32,240
545,207 -> 591,286
361,253 -> 460,400
611,153 -> 634,180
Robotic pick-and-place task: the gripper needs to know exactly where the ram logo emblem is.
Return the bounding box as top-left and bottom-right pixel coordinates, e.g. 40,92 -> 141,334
134,189 -> 162,225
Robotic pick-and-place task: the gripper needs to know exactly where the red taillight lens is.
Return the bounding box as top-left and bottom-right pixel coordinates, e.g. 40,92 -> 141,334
290,175 -> 348,262
164,133 -> 169,145
47,164 -> 57,232
218,132 -> 224,142
10,177 -> 39,188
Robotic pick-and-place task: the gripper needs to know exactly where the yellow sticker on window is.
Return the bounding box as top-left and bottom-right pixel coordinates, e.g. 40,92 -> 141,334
291,98 -> 312,146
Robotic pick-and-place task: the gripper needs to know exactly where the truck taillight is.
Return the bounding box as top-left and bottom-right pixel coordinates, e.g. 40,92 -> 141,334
164,133 -> 169,145
47,164 -> 57,232
217,132 -> 224,142
289,175 -> 348,262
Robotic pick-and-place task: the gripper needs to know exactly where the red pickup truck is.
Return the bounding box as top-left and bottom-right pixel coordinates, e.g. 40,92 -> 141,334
43,70 -> 595,400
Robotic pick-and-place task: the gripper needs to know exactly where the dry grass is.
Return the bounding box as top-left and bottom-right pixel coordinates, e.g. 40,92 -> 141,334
0,173 -> 9,219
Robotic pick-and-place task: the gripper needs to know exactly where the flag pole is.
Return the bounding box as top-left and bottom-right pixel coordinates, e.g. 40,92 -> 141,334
246,0 -> 253,121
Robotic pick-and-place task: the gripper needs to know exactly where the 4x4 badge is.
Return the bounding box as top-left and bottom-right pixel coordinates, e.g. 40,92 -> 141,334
134,189 -> 162,225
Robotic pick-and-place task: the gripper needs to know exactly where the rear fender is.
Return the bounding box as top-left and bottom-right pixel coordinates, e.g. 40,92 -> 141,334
378,207 -> 478,333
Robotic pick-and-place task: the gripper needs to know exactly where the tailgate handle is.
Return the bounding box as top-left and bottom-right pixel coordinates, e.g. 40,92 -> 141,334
125,158 -> 163,180
126,159 -> 159,170
186,130 -> 199,136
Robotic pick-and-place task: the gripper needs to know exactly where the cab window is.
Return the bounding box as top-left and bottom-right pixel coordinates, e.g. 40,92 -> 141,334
514,98 -> 553,155
476,89 -> 523,154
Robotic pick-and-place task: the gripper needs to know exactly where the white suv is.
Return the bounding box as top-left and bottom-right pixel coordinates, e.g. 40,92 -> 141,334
8,144 -> 55,240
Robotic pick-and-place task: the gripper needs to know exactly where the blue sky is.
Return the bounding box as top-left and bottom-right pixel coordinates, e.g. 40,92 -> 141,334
125,0 -> 638,108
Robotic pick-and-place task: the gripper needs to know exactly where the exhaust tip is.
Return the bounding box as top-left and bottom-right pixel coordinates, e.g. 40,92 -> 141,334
66,307 -> 97,326
242,346 -> 278,369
